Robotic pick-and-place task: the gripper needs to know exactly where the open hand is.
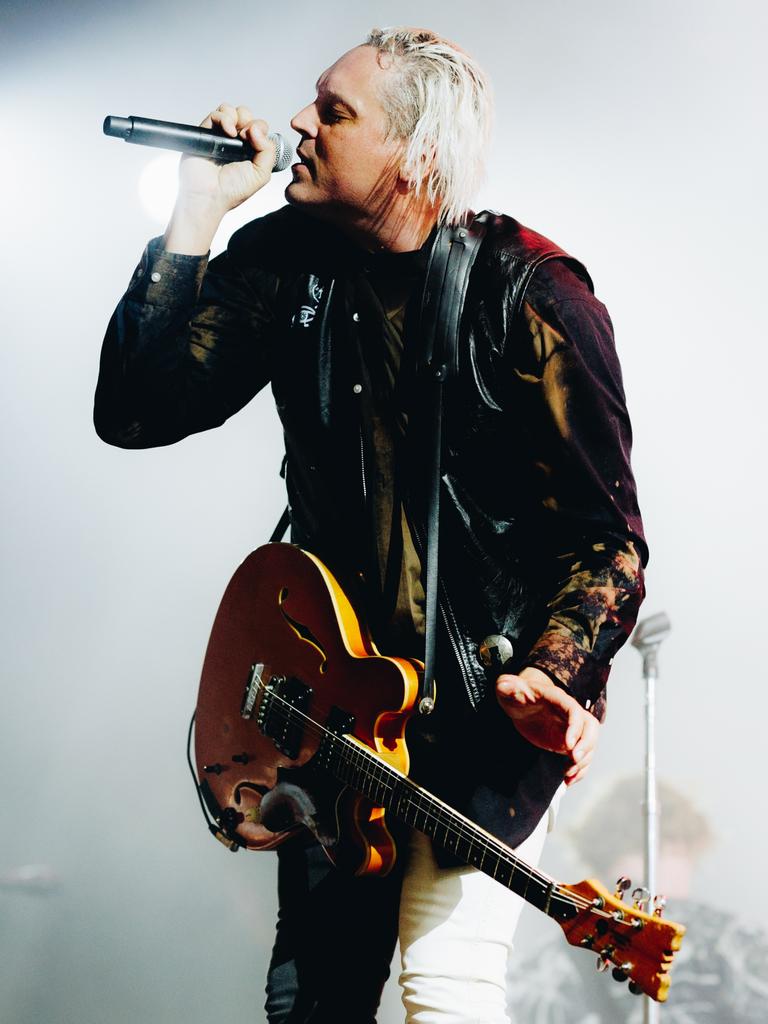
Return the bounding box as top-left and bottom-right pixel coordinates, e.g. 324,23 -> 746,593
496,666 -> 600,786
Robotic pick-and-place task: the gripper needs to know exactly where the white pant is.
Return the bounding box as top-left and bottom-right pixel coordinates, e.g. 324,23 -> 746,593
397,796 -> 559,1023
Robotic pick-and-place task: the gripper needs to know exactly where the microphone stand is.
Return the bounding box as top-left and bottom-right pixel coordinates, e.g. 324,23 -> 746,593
631,612 -> 671,1024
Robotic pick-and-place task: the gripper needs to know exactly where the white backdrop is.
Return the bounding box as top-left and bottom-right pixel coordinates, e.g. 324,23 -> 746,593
2,1 -> 766,1021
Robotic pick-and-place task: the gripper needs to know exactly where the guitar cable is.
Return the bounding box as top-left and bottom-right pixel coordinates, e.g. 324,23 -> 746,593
186,709 -> 217,832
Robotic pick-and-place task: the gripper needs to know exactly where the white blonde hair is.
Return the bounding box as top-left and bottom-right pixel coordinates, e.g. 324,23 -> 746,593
364,27 -> 493,226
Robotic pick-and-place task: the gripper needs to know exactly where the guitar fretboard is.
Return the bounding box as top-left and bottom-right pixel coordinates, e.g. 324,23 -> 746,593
314,727 -> 578,922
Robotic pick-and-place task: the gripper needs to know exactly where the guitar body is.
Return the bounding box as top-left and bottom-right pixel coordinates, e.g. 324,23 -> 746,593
194,542 -> 685,1001
194,542 -> 422,874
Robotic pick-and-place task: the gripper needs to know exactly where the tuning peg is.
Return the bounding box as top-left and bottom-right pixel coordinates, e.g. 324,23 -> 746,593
614,876 -> 631,900
596,947 -> 615,973
632,886 -> 651,910
612,960 -> 633,983
653,894 -> 667,917
628,981 -> 644,996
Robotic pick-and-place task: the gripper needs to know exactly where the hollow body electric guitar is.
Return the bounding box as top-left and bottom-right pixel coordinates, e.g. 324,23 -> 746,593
193,543 -> 685,1002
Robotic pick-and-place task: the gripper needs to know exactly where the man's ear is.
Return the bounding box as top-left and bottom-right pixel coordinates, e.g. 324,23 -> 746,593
395,171 -> 414,196
396,144 -> 436,196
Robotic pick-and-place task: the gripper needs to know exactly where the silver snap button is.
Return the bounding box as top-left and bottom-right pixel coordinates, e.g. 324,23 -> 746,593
352,312 -> 360,322
150,271 -> 162,283
352,384 -> 363,394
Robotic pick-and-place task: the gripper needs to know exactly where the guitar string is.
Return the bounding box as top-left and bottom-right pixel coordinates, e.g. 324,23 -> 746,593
214,670 -> 676,993
258,683 -> 565,887
250,680 -> 618,919
250,677 -> 678,936
268,690 -> 660,926
258,686 -> 622,920
331,736 -> 614,920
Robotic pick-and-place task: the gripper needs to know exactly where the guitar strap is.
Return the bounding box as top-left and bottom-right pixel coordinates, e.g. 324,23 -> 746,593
269,505 -> 291,543
271,212 -> 489,715
414,213 -> 488,713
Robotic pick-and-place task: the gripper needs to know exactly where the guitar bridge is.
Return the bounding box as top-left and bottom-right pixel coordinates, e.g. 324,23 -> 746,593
241,663 -> 282,719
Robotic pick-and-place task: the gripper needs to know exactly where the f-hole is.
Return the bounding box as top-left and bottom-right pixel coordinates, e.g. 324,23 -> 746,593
234,781 -> 269,805
278,587 -> 328,673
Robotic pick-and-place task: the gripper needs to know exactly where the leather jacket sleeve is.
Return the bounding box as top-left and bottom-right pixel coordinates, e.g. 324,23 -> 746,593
512,260 -> 647,711
94,235 -> 278,449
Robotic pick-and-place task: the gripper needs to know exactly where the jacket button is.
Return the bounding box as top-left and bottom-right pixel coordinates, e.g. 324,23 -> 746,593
352,312 -> 360,322
352,383 -> 363,394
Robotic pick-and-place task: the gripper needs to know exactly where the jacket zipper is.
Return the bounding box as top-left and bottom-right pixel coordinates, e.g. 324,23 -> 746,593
437,575 -> 484,707
358,425 -> 367,504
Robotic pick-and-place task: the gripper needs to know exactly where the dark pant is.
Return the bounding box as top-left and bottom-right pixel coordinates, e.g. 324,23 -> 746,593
265,839 -> 405,1023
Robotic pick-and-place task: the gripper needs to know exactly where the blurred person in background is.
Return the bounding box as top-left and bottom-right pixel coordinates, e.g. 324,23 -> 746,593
508,777 -> 768,1023
95,26 -> 646,1024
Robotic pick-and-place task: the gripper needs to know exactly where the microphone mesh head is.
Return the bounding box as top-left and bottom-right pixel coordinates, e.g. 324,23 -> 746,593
268,132 -> 294,172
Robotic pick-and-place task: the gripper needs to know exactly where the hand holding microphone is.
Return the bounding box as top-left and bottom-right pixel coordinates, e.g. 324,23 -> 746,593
104,104 -> 294,253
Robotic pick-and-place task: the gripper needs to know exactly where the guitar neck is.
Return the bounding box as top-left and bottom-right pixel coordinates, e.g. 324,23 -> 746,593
318,730 -> 578,923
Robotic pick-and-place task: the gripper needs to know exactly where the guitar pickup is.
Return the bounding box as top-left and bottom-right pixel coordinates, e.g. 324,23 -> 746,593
256,675 -> 312,759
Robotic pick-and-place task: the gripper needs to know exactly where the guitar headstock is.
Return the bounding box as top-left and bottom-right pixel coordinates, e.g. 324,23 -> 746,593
556,877 -> 686,1002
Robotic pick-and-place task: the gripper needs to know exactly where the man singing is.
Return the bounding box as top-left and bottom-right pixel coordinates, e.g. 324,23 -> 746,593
95,27 -> 646,1024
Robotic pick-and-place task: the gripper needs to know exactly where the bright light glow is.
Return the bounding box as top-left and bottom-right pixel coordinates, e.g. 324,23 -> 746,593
137,153 -> 180,223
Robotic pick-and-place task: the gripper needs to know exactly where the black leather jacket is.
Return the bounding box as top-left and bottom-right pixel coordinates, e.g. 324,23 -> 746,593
95,205 -> 646,845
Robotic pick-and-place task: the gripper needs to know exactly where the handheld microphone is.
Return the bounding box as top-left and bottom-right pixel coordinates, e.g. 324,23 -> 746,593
103,114 -> 294,171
